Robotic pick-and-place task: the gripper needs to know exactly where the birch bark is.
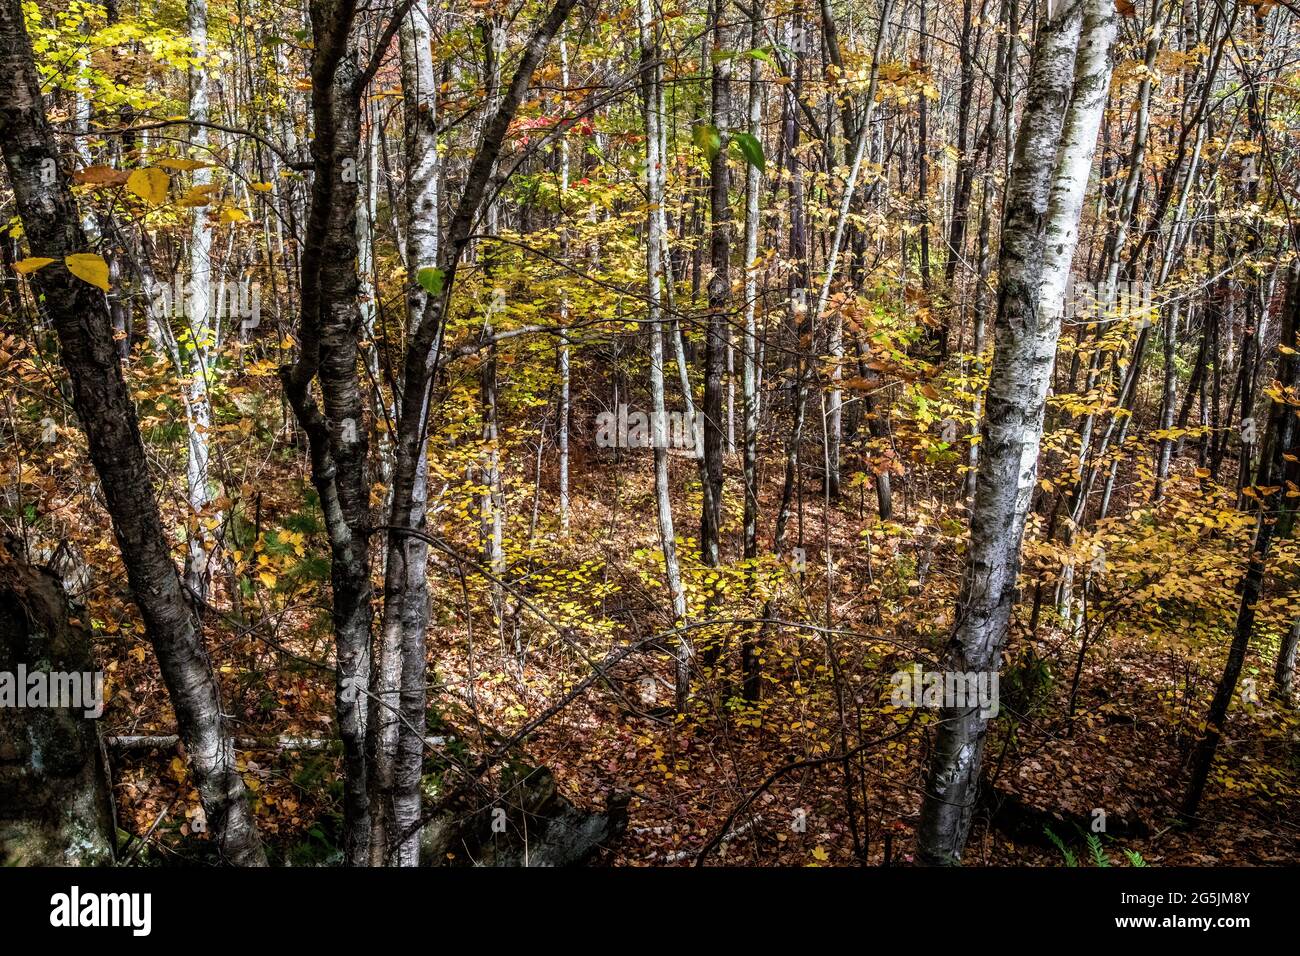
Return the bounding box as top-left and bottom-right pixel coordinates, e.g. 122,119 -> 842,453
915,0 -> 1115,864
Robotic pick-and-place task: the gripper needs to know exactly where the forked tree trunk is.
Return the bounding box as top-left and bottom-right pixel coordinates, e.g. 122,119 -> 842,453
284,0 -> 372,865
377,0 -> 578,861
915,0 -> 1115,865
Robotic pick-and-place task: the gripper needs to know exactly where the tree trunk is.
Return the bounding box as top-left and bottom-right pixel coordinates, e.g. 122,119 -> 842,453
1273,613 -> 1299,704
640,0 -> 691,709
283,0 -> 372,865
0,0 -> 265,864
558,33 -> 572,533
0,547 -> 115,865
701,0 -> 731,586
815,0 -> 891,503
375,0 -> 578,860
1182,258 -> 1300,820
183,0 -> 220,602
371,0 -> 441,866
915,0 -> 1115,865
740,0 -> 764,701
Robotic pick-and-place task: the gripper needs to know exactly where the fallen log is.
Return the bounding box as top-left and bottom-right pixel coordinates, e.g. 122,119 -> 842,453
422,765 -> 628,867
981,778 -> 1151,850
107,734 -> 446,752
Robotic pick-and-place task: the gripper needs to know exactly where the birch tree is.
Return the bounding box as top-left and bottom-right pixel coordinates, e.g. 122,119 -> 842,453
915,0 -> 1116,865
639,0 -> 690,709
371,0 -> 440,865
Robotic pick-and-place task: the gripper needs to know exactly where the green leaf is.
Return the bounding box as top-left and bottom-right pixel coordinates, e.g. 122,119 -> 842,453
1087,833 -> 1111,868
731,132 -> 765,173
1043,826 -> 1078,867
1122,848 -> 1148,868
693,123 -> 721,164
417,266 -> 444,297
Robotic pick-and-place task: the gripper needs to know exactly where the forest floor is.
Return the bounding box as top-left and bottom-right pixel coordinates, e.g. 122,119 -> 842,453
74,419 -> 1300,866
477,452 -> 1300,866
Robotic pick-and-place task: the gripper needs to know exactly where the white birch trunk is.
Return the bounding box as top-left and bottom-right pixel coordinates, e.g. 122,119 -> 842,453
558,34 -> 571,532
372,0 -> 440,866
183,0 -> 219,603
916,0 -> 1116,864
639,0 -> 690,709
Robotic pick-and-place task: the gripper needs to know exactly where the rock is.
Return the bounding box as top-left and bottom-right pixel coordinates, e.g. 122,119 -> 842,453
0,545 -> 115,865
421,765 -> 628,867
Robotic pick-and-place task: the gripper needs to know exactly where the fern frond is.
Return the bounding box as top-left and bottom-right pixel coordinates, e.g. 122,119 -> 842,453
1043,825 -> 1078,867
1087,833 -> 1111,867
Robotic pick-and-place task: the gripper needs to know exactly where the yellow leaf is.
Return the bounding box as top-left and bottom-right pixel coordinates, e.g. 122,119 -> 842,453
258,570 -> 277,589
13,256 -> 55,275
220,207 -> 249,223
126,167 -> 170,205
64,253 -> 110,291
249,181 -> 274,192
156,158 -> 211,171
177,187 -> 214,207
811,846 -> 829,861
